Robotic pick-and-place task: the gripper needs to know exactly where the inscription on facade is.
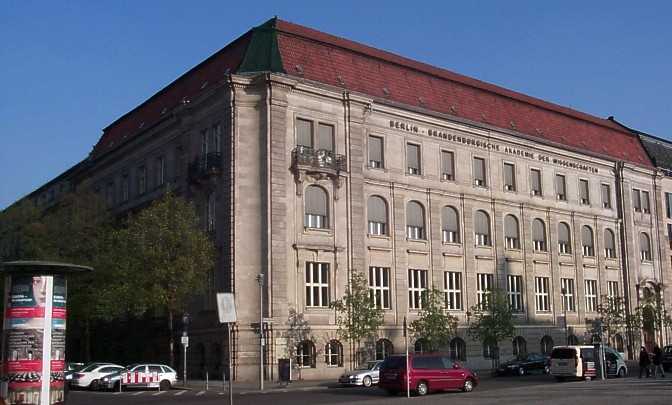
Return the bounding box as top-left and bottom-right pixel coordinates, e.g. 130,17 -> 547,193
390,120 -> 598,174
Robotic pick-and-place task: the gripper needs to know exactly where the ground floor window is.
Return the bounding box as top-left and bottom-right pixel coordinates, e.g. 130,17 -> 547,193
324,340 -> 343,367
375,339 -> 393,361
540,336 -> 554,355
512,336 -> 527,358
296,340 -> 316,368
450,337 -> 467,361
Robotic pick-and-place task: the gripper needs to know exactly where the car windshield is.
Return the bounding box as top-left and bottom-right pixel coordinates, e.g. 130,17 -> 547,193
357,362 -> 378,370
80,363 -> 105,372
551,348 -> 576,359
381,356 -> 406,370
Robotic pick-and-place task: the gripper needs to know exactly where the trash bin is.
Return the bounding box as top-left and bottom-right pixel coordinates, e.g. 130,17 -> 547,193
278,359 -> 291,383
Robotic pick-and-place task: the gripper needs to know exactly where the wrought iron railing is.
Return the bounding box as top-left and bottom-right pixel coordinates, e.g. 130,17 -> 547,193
292,146 -> 346,172
189,152 -> 222,180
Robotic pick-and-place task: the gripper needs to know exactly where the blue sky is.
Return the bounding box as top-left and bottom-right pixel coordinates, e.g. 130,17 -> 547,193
1,1 -> 671,209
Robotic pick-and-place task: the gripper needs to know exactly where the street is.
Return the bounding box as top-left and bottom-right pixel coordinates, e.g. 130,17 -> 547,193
67,374 -> 672,405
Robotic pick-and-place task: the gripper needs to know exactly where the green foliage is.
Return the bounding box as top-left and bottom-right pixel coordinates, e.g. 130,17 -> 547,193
285,307 -> 312,368
410,288 -> 458,352
330,271 -> 384,364
0,199 -> 50,262
592,295 -> 627,344
467,288 -> 514,359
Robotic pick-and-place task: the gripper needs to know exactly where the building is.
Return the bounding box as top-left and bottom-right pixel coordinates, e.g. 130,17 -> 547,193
14,18 -> 672,381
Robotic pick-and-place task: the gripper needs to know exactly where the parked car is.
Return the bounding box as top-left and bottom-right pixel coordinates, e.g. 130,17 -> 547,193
379,353 -> 478,396
64,363 -> 85,382
662,345 -> 672,372
550,346 -> 597,381
496,353 -> 550,376
338,361 -> 382,387
101,363 -> 177,391
69,363 -> 125,390
604,346 -> 628,378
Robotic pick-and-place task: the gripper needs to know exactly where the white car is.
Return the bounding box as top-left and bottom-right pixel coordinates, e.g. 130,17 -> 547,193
105,364 -> 177,391
70,363 -> 124,390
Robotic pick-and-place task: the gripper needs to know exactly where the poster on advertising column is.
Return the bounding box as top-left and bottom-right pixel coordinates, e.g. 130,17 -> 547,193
49,275 -> 66,404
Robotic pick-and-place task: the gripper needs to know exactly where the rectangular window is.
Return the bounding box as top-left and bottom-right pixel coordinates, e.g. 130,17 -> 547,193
305,262 -> 330,307
561,278 -> 576,312
368,136 -> 384,169
601,184 -> 611,209
642,191 -> 650,214
535,277 -> 550,312
316,123 -> 334,152
477,273 -> 493,307
121,175 -> 129,202
444,272 -> 462,311
106,182 -> 115,206
668,224 -> 672,249
633,189 -> 641,212
503,163 -> 516,191
155,156 -> 165,187
441,151 -> 455,181
206,192 -> 216,232
579,179 -> 590,205
212,124 -> 222,153
507,275 -> 523,312
408,269 -> 428,309
666,193 -> 672,219
297,119 -> 313,148
555,174 -> 567,201
473,157 -> 487,187
530,169 -> 542,196
406,143 -> 421,175
585,280 -> 598,312
369,267 -> 391,309
607,281 -> 618,300
137,166 -> 146,195
201,129 -> 209,156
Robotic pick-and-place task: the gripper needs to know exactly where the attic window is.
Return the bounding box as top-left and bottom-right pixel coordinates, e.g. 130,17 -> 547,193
336,75 -> 345,86
139,122 -> 145,129
161,107 -> 168,115
450,105 -> 457,113
181,97 -> 190,104
418,97 -> 425,106
201,81 -> 209,89
295,64 -> 304,75
535,128 -> 543,134
224,68 -> 231,75
481,113 -> 487,121
510,121 -> 516,129
382,87 -> 390,96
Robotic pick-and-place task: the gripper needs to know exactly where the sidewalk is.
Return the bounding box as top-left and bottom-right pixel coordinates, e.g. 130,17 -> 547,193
174,378 -> 336,394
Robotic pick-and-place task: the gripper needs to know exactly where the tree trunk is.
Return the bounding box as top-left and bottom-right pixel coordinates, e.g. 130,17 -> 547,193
169,310 -> 175,368
84,319 -> 92,362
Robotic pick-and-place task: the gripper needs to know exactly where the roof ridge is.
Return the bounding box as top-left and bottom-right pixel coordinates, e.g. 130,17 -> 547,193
274,19 -> 635,138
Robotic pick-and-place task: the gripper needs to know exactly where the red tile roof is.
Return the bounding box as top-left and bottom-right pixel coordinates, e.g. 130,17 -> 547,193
275,19 -> 652,167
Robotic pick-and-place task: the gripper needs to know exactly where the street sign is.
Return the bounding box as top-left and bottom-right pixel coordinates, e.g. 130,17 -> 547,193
217,293 -> 237,323
181,336 -> 189,347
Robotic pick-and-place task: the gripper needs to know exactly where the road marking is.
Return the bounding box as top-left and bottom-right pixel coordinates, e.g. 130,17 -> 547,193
132,391 -> 145,396
152,391 -> 166,396
174,390 -> 186,396
196,390 -> 206,396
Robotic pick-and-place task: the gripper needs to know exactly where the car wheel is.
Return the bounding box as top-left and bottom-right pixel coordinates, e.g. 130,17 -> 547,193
416,381 -> 428,396
160,380 -> 171,391
462,378 -> 474,392
89,380 -> 99,391
362,376 -> 372,387
518,367 -> 526,376
544,365 -> 550,375
618,367 -> 626,378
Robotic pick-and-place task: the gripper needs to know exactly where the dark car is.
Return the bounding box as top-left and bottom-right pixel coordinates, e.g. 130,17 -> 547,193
379,353 -> 479,396
496,353 -> 550,376
662,345 -> 672,372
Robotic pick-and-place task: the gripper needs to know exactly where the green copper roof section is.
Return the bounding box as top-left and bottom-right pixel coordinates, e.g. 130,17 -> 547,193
237,18 -> 284,74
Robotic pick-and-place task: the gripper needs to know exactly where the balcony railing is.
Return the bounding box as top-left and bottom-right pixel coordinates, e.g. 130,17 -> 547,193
292,146 -> 346,173
189,152 -> 222,182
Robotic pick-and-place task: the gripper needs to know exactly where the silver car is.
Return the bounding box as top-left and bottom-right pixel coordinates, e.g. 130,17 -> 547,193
338,361 -> 382,387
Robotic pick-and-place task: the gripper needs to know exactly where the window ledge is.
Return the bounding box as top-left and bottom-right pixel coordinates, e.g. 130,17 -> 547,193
368,234 -> 391,240
407,238 -> 428,244
535,312 -> 553,315
303,227 -> 333,236
442,242 -> 462,247
583,263 -> 598,269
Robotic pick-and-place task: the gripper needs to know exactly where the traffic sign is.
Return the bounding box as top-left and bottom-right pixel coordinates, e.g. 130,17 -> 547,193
181,336 -> 189,347
217,293 -> 237,323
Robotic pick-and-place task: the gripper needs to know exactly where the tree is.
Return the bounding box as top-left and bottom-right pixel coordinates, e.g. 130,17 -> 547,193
410,288 -> 458,352
285,307 -> 312,379
467,288 -> 515,370
0,199 -> 50,262
330,271 -> 384,368
118,191 -> 216,367
592,295 -> 627,346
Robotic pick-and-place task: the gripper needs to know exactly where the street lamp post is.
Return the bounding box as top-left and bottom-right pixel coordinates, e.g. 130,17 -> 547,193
256,274 -> 264,391
182,312 -> 190,387
561,288 -> 568,344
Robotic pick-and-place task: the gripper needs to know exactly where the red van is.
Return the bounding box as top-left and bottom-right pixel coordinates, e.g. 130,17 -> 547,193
379,353 -> 479,396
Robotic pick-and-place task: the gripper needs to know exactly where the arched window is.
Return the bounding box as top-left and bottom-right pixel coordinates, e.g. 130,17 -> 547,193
614,334 -> 625,353
604,229 -> 616,258
532,219 -> 547,252
504,215 -> 520,249
558,222 -> 572,254
442,206 -> 461,243
450,337 -> 467,362
640,232 -> 652,261
567,335 -> 579,345
582,226 -> 594,257
474,210 -> 491,246
367,196 -> 388,236
296,340 -> 316,368
325,340 -> 343,367
483,339 -> 498,359
540,336 -> 554,356
512,336 -> 527,358
406,201 -> 425,240
414,338 -> 428,353
304,186 -> 328,229
375,339 -> 393,361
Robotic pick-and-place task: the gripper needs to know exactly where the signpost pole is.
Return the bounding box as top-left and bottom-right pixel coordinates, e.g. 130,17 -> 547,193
404,316 -> 409,399
228,324 -> 233,405
216,293 -> 237,405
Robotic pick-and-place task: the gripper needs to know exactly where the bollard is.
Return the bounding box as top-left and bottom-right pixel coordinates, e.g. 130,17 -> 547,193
205,371 -> 209,391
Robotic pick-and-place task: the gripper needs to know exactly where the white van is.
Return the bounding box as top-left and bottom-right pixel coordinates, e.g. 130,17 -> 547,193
550,346 -> 597,381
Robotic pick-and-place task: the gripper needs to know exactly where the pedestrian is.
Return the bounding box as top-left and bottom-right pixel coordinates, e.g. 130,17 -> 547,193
653,344 -> 666,378
639,346 -> 651,378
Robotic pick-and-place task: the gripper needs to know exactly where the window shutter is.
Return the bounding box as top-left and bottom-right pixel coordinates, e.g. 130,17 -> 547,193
640,233 -> 650,252
367,196 -> 387,223
558,223 -> 570,244
297,119 -> 313,148
369,136 -> 383,162
407,201 -> 424,227
605,229 -> 615,250
601,184 -> 610,205
505,215 -> 519,238
442,207 -> 459,232
504,163 -> 515,186
317,123 -> 334,151
642,191 -> 650,211
531,169 -> 542,191
580,180 -> 589,200
473,158 -> 485,181
533,219 -> 545,241
305,186 -> 327,216
582,226 -> 593,247
633,189 -> 641,209
442,151 -> 454,176
475,211 -> 489,235
407,144 -> 420,170
555,175 -> 566,195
